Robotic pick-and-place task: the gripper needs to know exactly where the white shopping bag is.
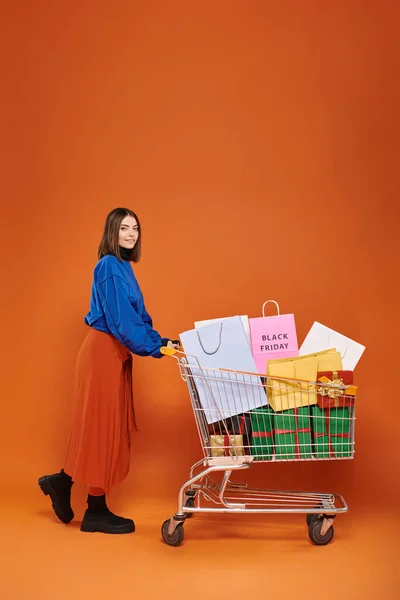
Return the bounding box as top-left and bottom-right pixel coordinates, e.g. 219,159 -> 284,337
299,321 -> 365,371
195,315 -> 251,346
180,317 -> 266,424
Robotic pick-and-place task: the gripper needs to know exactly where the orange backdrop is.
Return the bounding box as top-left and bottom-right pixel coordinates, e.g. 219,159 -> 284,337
1,0 -> 398,512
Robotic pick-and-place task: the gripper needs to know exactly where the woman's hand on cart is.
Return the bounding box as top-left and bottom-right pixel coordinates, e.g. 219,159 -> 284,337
160,339 -> 181,356
167,340 -> 180,350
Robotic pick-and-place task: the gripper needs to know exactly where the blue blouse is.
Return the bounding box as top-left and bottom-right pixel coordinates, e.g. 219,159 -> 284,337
84,255 -> 168,358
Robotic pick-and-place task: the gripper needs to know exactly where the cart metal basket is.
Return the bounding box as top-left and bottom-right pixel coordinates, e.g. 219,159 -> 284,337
161,348 -> 356,547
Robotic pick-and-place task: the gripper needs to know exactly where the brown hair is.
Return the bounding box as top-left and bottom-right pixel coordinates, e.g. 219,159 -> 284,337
98,208 -> 142,262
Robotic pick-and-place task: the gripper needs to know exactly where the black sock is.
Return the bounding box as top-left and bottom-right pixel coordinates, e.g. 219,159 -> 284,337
87,494 -> 107,511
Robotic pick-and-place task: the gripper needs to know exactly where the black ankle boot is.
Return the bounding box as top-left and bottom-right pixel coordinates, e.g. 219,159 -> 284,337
80,494 -> 135,534
38,469 -> 74,524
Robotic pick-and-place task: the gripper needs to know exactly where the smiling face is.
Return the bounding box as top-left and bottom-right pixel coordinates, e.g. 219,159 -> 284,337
98,208 -> 142,263
118,215 -> 139,249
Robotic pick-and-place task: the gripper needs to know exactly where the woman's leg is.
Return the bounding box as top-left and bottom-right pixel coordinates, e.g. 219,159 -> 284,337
39,330 -> 135,533
80,486 -> 135,534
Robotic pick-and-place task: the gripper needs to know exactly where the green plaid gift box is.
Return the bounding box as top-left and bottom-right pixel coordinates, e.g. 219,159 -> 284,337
311,406 -> 352,458
273,407 -> 312,459
250,406 -> 274,460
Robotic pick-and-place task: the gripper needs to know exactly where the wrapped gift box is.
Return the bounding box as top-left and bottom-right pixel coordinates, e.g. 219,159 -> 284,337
209,434 -> 244,457
311,406 -> 353,458
226,413 -> 252,447
273,407 -> 312,459
250,406 -> 274,460
208,413 -> 252,452
317,370 -> 357,409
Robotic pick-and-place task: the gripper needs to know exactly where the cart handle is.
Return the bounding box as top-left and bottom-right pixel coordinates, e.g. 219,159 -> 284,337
161,346 -> 182,357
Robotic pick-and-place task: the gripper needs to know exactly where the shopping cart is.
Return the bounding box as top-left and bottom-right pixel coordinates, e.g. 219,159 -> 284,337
161,348 -> 357,547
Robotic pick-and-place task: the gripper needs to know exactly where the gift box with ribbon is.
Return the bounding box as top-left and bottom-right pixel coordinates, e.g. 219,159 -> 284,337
225,413 -> 252,447
209,413 -> 252,453
317,370 -> 357,409
311,406 -> 353,458
209,434 -> 245,457
273,407 -> 312,459
250,406 -> 274,460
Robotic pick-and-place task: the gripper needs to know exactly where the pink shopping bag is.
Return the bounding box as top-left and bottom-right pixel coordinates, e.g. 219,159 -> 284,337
249,300 -> 299,374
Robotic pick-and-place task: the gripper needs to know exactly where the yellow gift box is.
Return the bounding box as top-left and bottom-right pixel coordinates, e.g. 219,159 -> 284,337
266,349 -> 343,412
209,434 -> 245,457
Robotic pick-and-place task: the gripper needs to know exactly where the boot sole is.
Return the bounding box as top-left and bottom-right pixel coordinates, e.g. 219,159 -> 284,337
38,476 -> 74,524
80,521 -> 135,534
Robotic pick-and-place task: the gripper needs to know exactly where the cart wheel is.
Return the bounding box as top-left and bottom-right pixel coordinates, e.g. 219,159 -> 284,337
308,519 -> 334,546
305,504 -> 324,527
161,519 -> 184,547
306,513 -> 321,527
184,496 -> 195,518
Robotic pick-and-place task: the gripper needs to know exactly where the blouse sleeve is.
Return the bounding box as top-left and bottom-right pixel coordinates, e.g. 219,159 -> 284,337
142,305 -> 170,347
98,275 -> 164,358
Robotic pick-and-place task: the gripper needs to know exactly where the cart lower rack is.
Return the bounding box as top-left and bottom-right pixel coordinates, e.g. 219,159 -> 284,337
161,348 -> 356,547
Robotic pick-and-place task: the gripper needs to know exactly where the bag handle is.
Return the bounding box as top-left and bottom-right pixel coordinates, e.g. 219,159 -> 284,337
262,300 -> 280,317
196,323 -> 223,355
327,333 -> 349,361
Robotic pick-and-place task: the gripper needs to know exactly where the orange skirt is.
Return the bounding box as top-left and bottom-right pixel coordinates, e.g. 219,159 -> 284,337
64,328 -> 136,491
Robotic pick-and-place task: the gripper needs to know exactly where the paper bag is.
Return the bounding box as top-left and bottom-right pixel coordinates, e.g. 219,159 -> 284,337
300,322 -> 365,370
195,315 -> 251,345
266,349 -> 343,411
180,317 -> 266,424
249,300 -> 299,373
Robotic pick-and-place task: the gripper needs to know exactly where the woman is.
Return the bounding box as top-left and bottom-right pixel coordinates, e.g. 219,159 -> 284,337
38,208 -> 178,534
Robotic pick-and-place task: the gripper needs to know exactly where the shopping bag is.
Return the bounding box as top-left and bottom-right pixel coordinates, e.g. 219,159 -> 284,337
249,300 -> 299,374
266,349 -> 343,411
180,317 -> 266,424
195,315 -> 251,345
300,322 -> 365,371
